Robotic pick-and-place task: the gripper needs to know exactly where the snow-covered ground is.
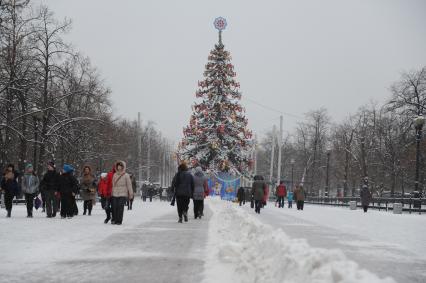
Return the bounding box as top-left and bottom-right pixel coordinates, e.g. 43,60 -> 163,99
1,198 -> 424,282
204,199 -> 396,283
240,202 -> 426,283
0,199 -> 207,283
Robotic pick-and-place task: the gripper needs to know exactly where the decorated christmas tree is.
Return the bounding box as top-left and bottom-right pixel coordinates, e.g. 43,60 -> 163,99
178,17 -> 253,176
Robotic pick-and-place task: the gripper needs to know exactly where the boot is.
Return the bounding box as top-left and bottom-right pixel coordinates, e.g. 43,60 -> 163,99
183,212 -> 188,222
104,217 -> 110,224
7,210 -> 11,217
178,217 -> 183,223
88,209 -> 91,216
83,210 -> 87,215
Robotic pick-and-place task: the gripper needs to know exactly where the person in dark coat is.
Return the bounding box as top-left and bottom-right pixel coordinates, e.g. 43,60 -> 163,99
141,184 -> 148,202
127,174 -> 137,210
237,186 -> 245,206
251,175 -> 267,214
40,161 -> 60,218
0,166 -> 19,217
21,164 -> 39,218
148,183 -> 154,202
172,162 -> 194,223
58,164 -> 79,219
360,177 -> 372,213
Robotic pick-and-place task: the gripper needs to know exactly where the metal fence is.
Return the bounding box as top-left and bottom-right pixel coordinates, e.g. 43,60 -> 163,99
305,196 -> 426,214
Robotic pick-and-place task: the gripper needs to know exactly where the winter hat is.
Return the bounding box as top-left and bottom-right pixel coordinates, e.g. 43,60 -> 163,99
25,163 -> 33,170
195,166 -> 203,172
63,164 -> 74,174
47,160 -> 55,168
101,172 -> 107,178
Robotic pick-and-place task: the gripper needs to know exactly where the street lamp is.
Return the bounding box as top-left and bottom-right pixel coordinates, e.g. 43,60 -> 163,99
290,158 -> 295,191
414,114 -> 425,194
325,149 -> 331,197
31,105 -> 43,175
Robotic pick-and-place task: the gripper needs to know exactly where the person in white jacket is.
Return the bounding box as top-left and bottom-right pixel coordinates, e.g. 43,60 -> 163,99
111,161 -> 134,225
21,164 -> 39,218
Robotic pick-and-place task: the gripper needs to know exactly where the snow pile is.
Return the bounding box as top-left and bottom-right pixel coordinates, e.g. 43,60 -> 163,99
203,199 -> 395,283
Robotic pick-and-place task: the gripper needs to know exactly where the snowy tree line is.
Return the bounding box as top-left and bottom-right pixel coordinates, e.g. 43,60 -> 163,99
257,67 -> 426,197
0,1 -> 172,180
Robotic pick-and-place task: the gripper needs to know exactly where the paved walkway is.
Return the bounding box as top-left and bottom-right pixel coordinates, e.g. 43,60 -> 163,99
7,207 -> 210,283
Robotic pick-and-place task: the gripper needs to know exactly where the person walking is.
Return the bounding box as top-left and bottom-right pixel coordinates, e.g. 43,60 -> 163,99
360,177 -> 372,213
237,186 -> 245,206
104,165 -> 116,224
275,181 -> 287,208
148,183 -> 154,202
287,189 -> 294,208
0,166 -> 19,217
141,183 -> 147,202
58,164 -> 79,219
21,164 -> 39,218
98,172 -> 108,214
192,166 -> 208,219
251,175 -> 267,214
80,165 -> 97,216
127,174 -> 136,210
172,162 -> 194,223
40,161 -> 60,218
111,161 -> 134,225
294,185 -> 306,210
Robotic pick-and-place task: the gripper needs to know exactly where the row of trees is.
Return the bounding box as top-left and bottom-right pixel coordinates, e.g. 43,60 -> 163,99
256,67 -> 426,197
0,1 -> 174,181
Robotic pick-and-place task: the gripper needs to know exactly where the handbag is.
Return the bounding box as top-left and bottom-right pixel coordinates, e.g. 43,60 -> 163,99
170,195 -> 176,206
34,195 -> 42,210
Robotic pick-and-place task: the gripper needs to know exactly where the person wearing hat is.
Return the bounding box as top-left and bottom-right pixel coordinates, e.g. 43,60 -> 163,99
58,164 -> 79,218
40,161 -> 60,218
192,166 -> 208,219
21,164 -> 39,218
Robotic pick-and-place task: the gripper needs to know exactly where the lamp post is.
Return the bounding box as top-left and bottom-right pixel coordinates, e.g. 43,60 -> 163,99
325,149 -> 331,197
290,158 -> 295,191
414,114 -> 425,194
31,105 -> 43,176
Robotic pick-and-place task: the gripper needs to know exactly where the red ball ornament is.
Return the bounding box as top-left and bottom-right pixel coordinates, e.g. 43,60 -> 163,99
217,124 -> 225,134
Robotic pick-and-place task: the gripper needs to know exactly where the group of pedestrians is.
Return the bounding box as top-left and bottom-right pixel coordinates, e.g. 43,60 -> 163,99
235,175 -> 307,214
171,162 -> 209,223
0,160 -> 136,225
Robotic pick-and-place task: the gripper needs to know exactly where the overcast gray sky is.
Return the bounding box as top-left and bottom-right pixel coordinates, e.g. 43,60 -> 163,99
37,0 -> 426,142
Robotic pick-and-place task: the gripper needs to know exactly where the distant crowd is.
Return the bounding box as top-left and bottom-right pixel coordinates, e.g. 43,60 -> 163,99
1,160 -> 376,225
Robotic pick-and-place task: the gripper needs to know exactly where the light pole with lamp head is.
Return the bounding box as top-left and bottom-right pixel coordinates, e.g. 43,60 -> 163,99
414,114 -> 425,195
325,149 -> 331,197
290,158 -> 295,192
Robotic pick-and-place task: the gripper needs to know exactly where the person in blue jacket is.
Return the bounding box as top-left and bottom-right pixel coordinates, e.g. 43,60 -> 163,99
287,190 -> 294,208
